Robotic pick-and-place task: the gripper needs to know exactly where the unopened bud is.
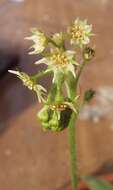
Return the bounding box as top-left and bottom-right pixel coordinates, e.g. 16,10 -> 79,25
84,89 -> 95,102
83,47 -> 95,61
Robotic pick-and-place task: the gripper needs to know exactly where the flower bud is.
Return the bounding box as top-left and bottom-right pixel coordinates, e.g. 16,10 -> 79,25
84,89 -> 95,102
83,47 -> 95,61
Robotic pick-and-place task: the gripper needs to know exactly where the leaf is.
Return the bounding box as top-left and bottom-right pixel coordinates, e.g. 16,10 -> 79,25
83,176 -> 113,190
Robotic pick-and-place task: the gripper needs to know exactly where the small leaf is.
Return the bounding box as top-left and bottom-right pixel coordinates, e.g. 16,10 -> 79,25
83,176 -> 113,190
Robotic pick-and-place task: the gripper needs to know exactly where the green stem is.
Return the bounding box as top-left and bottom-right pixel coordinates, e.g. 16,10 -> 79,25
68,112 -> 78,190
66,74 -> 78,190
75,61 -> 86,91
67,61 -> 87,189
65,72 -> 76,100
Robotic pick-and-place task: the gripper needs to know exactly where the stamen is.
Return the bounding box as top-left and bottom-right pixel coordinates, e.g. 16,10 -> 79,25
49,104 -> 67,111
51,51 -> 68,65
70,25 -> 84,40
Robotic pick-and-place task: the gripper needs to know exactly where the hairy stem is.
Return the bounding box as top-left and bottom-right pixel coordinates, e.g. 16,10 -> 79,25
68,112 -> 78,190
67,73 -> 78,190
68,61 -> 86,189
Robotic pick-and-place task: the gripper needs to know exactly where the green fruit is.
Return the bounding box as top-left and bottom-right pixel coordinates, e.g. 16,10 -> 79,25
37,106 -> 49,122
51,125 -> 59,132
42,122 -> 50,130
49,111 -> 59,127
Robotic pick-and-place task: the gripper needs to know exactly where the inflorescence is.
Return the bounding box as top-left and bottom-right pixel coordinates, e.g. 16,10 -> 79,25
8,18 -> 95,132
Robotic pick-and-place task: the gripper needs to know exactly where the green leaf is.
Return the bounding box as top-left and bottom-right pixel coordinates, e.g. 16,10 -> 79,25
83,176 -> 113,190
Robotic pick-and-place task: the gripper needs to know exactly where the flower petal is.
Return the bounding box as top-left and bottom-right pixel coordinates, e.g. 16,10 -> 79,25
67,64 -> 76,78
83,36 -> 90,44
35,58 -> 49,65
37,84 -> 47,92
65,50 -> 75,58
8,70 -> 20,76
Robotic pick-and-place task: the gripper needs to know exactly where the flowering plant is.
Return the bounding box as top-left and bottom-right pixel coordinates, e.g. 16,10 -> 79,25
8,19 -> 113,190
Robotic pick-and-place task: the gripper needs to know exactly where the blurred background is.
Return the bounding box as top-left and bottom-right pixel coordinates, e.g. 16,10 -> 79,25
0,0 -> 113,190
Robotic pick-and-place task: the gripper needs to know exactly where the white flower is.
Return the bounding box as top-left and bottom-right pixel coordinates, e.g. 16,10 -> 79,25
8,70 -> 47,102
25,28 -> 47,54
35,48 -> 79,82
68,18 -> 93,46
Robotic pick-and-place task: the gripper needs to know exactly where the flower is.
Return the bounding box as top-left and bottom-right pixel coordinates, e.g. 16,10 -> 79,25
8,70 -> 47,102
25,28 -> 47,54
67,18 -> 93,46
35,48 -> 79,82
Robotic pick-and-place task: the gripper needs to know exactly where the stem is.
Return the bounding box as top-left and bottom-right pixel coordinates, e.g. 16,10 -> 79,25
68,112 -> 78,190
67,61 -> 87,189
65,72 -> 76,100
75,61 -> 86,91
66,73 -> 78,190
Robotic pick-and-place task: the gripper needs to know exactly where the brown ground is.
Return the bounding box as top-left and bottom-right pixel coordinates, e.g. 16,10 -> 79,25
0,0 -> 113,190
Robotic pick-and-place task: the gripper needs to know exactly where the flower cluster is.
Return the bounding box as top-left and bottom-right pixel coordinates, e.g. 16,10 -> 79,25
9,18 -> 95,132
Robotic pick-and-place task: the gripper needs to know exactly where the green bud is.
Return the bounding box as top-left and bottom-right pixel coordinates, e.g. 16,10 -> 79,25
83,47 -> 95,61
84,89 -> 95,102
37,105 -> 49,122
